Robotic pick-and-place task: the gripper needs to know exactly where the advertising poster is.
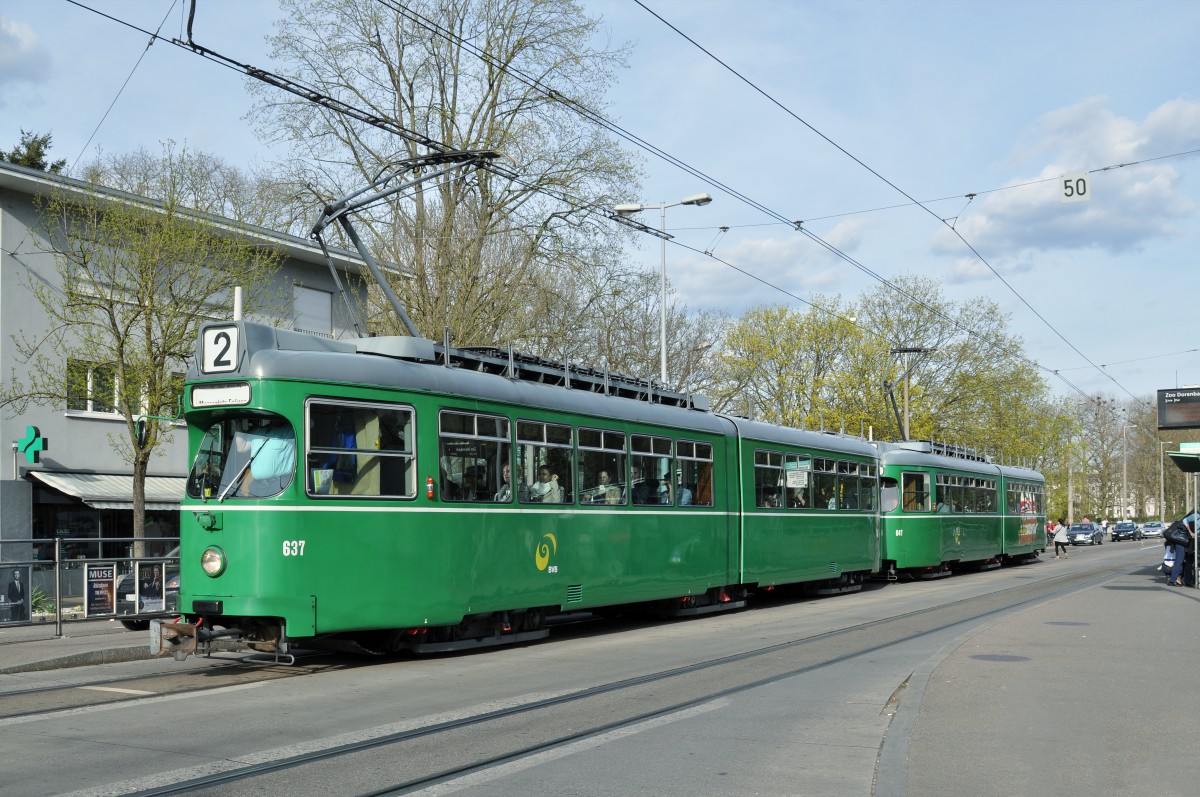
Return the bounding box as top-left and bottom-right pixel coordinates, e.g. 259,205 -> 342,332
2,565 -> 32,624
136,562 -> 166,612
86,562 -> 116,617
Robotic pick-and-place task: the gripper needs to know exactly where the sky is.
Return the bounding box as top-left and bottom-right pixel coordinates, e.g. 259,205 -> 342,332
2,0 -> 1199,406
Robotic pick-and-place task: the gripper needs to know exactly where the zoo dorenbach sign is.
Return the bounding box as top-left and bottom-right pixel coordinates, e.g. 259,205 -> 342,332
1158,388 -> 1200,430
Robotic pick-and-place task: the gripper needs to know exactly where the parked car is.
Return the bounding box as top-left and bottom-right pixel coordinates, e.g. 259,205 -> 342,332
1067,522 -> 1104,545
1111,521 -> 1142,541
1141,521 -> 1166,538
115,546 -> 179,630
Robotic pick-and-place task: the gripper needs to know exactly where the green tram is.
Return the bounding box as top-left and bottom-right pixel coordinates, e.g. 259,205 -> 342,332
878,441 -> 1046,579
160,321 -> 883,660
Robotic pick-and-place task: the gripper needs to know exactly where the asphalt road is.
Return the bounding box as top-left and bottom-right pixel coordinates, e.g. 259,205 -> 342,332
0,540 -> 1192,797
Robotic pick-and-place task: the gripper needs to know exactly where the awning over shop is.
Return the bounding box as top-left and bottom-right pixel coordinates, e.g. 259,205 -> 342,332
28,471 -> 185,510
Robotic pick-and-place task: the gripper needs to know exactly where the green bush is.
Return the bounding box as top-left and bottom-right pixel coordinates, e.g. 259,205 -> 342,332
31,586 -> 54,614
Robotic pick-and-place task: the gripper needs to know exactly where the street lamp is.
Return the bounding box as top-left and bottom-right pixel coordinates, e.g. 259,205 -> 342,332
1160,440 -> 1174,522
1122,423 -> 1137,520
615,193 -> 713,383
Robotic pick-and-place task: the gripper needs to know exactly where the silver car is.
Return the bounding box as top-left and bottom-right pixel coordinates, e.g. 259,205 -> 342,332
1141,521 -> 1166,538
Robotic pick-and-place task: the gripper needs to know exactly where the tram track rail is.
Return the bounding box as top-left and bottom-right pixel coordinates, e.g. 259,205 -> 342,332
0,654 -> 344,721
96,556 -> 1145,797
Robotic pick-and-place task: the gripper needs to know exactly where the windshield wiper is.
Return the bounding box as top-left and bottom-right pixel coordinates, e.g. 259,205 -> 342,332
217,442 -> 261,503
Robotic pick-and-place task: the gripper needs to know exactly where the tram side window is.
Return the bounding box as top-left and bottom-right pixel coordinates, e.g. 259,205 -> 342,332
949,477 -> 965,514
579,428 -> 626,506
964,479 -> 979,513
981,479 -> 997,513
858,464 -> 878,511
1011,483 -> 1042,515
814,458 -> 838,509
631,434 -> 672,505
838,461 -> 860,509
935,475 -> 963,513
676,440 -> 713,507
754,450 -> 784,508
902,472 -> 930,512
439,411 -> 511,502
306,400 -> 414,498
880,477 -> 899,513
517,420 -> 573,504
784,454 -> 812,509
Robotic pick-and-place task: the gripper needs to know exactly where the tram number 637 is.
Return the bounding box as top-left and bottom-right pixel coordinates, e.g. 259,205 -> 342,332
283,540 -> 306,556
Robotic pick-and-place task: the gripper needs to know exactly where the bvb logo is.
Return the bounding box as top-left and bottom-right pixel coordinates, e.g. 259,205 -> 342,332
535,533 -> 557,572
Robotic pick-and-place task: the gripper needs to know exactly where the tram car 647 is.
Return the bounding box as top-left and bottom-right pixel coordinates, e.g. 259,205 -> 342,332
878,441 -> 1045,580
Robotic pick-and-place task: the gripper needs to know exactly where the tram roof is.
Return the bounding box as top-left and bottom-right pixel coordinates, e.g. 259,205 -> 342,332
187,322 -> 881,456
876,440 -> 1002,476
190,322 -> 731,435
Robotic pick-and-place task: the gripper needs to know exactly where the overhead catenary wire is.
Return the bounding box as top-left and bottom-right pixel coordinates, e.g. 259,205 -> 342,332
382,0 -> 1084,395
63,0 -> 1161,409
631,0 -> 1161,408
68,0 -> 180,173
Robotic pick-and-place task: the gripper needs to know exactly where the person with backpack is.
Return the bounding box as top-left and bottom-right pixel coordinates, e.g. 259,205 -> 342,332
1164,516 -> 1196,586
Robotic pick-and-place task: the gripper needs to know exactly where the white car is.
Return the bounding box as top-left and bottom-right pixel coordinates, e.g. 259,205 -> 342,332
1141,521 -> 1166,538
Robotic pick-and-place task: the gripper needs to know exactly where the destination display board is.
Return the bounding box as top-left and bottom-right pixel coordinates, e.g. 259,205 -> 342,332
1158,388 -> 1200,430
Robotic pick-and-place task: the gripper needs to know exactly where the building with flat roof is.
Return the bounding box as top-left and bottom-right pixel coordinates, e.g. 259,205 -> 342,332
0,160 -> 368,562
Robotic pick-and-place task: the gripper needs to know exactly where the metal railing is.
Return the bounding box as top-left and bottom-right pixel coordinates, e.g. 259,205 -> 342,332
0,536 -> 180,637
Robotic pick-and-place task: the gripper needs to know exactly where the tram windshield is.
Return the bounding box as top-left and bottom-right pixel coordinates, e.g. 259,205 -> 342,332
187,416 -> 296,501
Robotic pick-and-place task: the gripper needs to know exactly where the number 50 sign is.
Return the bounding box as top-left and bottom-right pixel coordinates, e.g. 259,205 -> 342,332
1061,173 -> 1090,203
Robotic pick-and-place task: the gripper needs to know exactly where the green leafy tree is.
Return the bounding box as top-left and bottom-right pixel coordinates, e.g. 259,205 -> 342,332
712,299 -> 859,427
1,129 -> 67,173
1,147 -> 282,550
851,274 -> 1053,460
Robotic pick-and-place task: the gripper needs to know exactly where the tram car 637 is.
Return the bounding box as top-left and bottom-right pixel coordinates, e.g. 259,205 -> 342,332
156,322 -> 892,661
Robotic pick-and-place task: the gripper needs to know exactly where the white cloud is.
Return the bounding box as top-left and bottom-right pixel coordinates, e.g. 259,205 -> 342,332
931,97 -> 1199,260
0,17 -> 50,87
674,221 -> 869,313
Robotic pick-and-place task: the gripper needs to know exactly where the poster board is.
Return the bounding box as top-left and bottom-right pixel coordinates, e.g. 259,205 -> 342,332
1,565 -> 32,623
85,562 -> 116,617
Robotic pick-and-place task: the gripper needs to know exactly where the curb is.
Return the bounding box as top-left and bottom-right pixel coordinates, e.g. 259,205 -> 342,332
0,645 -> 153,675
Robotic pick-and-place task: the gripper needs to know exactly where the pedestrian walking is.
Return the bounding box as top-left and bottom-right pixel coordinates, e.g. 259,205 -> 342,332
1052,519 -> 1069,559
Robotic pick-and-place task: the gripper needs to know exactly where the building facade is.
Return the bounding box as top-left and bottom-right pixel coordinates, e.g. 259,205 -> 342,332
0,161 -> 368,565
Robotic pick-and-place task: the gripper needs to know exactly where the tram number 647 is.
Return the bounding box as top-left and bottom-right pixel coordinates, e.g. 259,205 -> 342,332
283,540 -> 306,556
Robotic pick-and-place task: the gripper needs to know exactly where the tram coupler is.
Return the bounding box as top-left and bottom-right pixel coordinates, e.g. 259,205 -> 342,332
151,619 -> 198,661
152,620 -> 247,661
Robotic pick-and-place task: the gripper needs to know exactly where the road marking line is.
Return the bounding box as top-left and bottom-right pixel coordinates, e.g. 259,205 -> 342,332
77,686 -> 157,695
0,681 -> 265,728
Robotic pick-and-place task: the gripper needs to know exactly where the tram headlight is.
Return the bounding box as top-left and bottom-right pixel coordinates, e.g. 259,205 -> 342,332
200,546 -> 227,577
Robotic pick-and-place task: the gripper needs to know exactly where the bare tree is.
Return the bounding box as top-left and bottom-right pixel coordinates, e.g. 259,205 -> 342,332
248,0 -> 641,346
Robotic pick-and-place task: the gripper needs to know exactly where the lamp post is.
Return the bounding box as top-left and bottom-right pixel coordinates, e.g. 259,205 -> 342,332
1160,440 -> 1173,522
889,346 -> 930,440
615,193 -> 713,384
1122,423 -> 1137,520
